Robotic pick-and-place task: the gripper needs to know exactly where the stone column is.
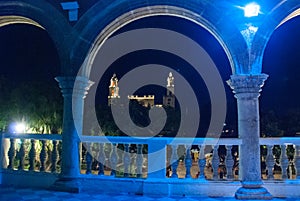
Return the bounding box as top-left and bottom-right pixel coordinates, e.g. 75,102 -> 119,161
55,76 -> 93,181
227,74 -> 272,200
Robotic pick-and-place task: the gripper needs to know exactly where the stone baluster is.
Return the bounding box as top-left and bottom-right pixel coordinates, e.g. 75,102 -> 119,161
7,138 -> 16,170
212,145 -> 219,180
124,144 -> 130,177
51,140 -> 59,173
97,143 -> 105,175
85,152 -> 92,174
171,145 -> 178,178
0,135 -> 2,167
136,144 -> 144,178
226,145 -> 234,180
110,143 -> 118,176
40,140 -> 47,172
198,145 -> 206,179
85,143 -> 92,175
166,145 -> 172,177
266,145 -> 274,180
290,145 -> 296,180
29,139 -> 36,171
130,146 -> 136,176
147,140 -> 166,178
295,145 -> 300,179
18,139 -> 26,170
185,145 -> 192,178
2,138 -> 10,169
281,145 -> 288,180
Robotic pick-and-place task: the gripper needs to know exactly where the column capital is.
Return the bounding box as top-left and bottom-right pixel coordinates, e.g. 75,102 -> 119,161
227,74 -> 268,97
55,76 -> 94,98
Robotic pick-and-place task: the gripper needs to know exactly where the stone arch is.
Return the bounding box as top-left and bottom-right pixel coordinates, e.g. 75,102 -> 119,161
72,0 -> 247,76
251,1 -> 300,74
0,1 -> 72,75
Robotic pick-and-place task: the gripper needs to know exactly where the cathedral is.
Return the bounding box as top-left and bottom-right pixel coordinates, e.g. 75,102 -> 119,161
108,72 -> 175,108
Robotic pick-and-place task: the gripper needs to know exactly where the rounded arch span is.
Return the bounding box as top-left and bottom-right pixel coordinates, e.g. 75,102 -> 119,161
251,1 -> 300,74
72,0 -> 247,76
0,1 -> 72,75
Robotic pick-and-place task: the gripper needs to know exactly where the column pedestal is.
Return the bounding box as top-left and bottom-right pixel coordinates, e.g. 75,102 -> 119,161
228,74 -> 272,200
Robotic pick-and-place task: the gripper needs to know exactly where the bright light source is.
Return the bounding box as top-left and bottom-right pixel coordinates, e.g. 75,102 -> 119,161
13,122 -> 26,133
244,3 -> 260,17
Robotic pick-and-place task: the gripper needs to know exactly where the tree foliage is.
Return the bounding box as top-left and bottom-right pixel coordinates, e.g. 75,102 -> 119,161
85,100 -> 181,137
260,108 -> 300,137
0,79 -> 62,133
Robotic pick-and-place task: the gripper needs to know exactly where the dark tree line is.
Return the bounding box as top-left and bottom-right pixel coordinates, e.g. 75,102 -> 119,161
84,100 -> 181,137
260,109 -> 300,137
0,76 -> 63,134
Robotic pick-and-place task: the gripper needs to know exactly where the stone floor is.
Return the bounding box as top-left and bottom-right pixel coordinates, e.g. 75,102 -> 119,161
0,187 -> 298,201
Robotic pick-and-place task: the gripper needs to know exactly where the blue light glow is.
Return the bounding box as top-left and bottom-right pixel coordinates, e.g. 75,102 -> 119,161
244,3 -> 260,17
9,122 -> 26,133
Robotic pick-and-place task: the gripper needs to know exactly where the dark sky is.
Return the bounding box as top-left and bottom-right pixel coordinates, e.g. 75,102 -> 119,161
0,24 -> 60,87
261,16 -> 300,114
1,15 -> 300,130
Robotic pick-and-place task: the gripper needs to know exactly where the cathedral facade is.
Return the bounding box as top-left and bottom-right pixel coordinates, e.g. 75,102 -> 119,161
108,72 -> 175,108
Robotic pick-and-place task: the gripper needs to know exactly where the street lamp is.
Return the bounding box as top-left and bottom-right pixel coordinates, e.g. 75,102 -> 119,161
244,2 -> 260,17
10,122 -> 26,133
15,123 -> 26,133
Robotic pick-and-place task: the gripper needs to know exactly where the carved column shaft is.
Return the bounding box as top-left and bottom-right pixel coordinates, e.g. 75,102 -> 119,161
56,76 -> 93,178
228,74 -> 272,199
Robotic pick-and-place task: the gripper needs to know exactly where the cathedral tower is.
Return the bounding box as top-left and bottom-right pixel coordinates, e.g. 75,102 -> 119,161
163,72 -> 175,108
108,73 -> 120,105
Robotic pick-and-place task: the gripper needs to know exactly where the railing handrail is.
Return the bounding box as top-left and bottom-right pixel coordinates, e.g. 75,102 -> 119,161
2,133 -> 242,145
1,133 -> 62,141
80,135 -> 242,145
6,134 -> 300,145
259,137 -> 300,145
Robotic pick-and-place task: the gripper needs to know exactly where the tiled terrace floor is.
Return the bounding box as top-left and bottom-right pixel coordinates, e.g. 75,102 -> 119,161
0,187 -> 299,201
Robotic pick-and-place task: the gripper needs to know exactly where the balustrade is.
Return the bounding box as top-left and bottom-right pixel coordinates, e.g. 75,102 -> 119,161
5,134 -> 300,183
260,138 -> 300,181
78,136 -> 242,181
1,133 -> 62,173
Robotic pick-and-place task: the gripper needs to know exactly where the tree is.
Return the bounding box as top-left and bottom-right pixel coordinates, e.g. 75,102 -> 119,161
0,79 -> 62,133
281,108 -> 300,136
260,110 -> 283,137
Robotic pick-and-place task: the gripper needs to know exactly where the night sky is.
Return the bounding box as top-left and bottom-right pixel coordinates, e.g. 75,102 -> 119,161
1,15 -> 300,132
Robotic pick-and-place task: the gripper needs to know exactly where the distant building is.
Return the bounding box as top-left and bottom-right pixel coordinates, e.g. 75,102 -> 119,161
108,73 -> 120,106
128,95 -> 155,107
108,72 -> 175,108
163,72 -> 175,108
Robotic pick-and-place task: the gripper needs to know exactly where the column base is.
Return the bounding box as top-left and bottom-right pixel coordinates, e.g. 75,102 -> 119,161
235,187 -> 272,200
49,177 -> 81,193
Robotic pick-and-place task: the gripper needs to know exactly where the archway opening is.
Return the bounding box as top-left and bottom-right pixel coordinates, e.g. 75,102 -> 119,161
261,16 -> 300,137
84,15 -> 236,138
0,22 -> 62,134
